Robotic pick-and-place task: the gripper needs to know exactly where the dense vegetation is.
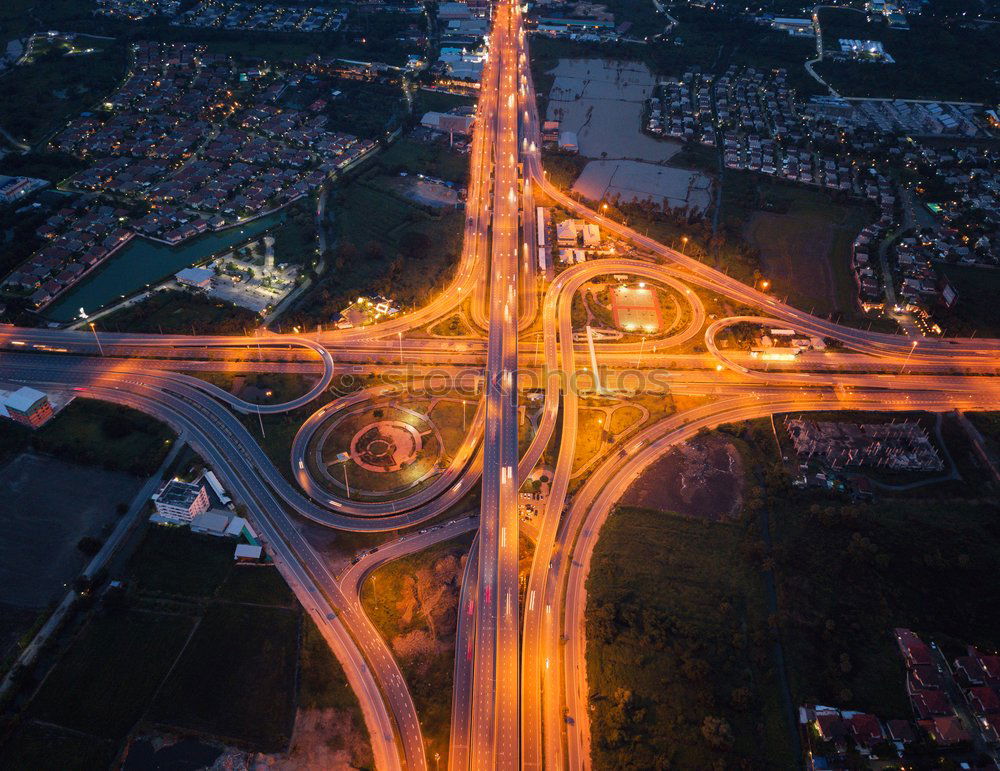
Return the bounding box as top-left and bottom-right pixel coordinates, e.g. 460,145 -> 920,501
105,289 -> 261,335
586,414 -> 1000,767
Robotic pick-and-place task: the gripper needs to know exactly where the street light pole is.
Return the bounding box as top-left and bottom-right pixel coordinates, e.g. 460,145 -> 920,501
342,461 -> 351,499
397,331 -> 403,367
256,403 -> 266,439
89,323 -> 104,356
900,340 -> 917,374
637,335 -> 646,369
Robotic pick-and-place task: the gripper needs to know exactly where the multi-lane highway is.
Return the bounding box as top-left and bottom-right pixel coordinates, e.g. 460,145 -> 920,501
469,1 -> 523,768
5,1 -> 1000,769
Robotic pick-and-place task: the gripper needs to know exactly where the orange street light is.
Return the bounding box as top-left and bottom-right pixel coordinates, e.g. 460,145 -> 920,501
900,340 -> 918,374
89,322 -> 104,356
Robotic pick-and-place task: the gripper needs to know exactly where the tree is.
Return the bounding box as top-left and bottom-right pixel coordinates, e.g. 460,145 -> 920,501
700,716 -> 734,750
77,536 -> 103,556
399,230 -> 433,260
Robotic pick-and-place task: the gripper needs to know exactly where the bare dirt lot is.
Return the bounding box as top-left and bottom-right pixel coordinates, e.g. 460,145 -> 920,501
621,435 -> 744,520
0,453 -> 142,608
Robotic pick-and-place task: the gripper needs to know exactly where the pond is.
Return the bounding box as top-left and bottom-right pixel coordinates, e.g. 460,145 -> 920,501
44,212 -> 284,322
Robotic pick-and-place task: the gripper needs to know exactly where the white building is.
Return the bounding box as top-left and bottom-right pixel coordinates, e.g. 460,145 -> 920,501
582,222 -> 601,247
191,510 -> 232,536
234,543 -> 264,561
421,111 -> 475,134
176,266 -> 214,289
152,480 -> 210,523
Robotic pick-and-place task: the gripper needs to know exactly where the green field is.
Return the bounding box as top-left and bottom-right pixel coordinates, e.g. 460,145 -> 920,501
414,89 -> 476,117
218,563 -> 296,606
0,720 -> 116,771
150,603 -> 300,750
26,611 -> 195,738
0,525 -> 371,767
285,173 -> 464,327
377,137 -> 470,185
127,526 -> 236,598
0,38 -> 127,148
733,175 -> 873,318
0,398 -> 175,475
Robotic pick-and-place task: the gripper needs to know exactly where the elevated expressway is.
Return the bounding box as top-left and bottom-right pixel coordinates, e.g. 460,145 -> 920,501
4,1 -> 1000,769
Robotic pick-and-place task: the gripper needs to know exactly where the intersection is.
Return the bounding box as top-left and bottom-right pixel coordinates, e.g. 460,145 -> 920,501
2,1 -> 1000,769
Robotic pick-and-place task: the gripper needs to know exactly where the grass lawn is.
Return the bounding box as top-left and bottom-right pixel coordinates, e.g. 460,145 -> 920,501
0,39 -> 127,148
573,408 -> 610,473
27,610 -> 195,738
1,398 -> 176,476
428,397 -> 477,458
414,89 -> 476,117
586,506 -> 792,769
218,565 -> 296,607
150,604 -> 299,751
103,289 -> 261,335
360,534 -> 473,769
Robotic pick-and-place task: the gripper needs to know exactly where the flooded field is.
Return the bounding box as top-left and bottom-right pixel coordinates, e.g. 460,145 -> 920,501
573,159 -> 713,212
545,58 -> 681,162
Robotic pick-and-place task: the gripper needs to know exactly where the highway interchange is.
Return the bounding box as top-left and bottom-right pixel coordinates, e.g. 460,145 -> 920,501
3,1 -> 1000,768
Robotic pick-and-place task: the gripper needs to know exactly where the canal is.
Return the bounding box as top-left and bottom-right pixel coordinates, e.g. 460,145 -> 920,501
44,212 -> 283,322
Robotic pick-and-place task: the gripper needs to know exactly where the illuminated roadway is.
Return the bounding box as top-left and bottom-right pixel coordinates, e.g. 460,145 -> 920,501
469,0 -> 522,768
5,2 -> 1000,769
